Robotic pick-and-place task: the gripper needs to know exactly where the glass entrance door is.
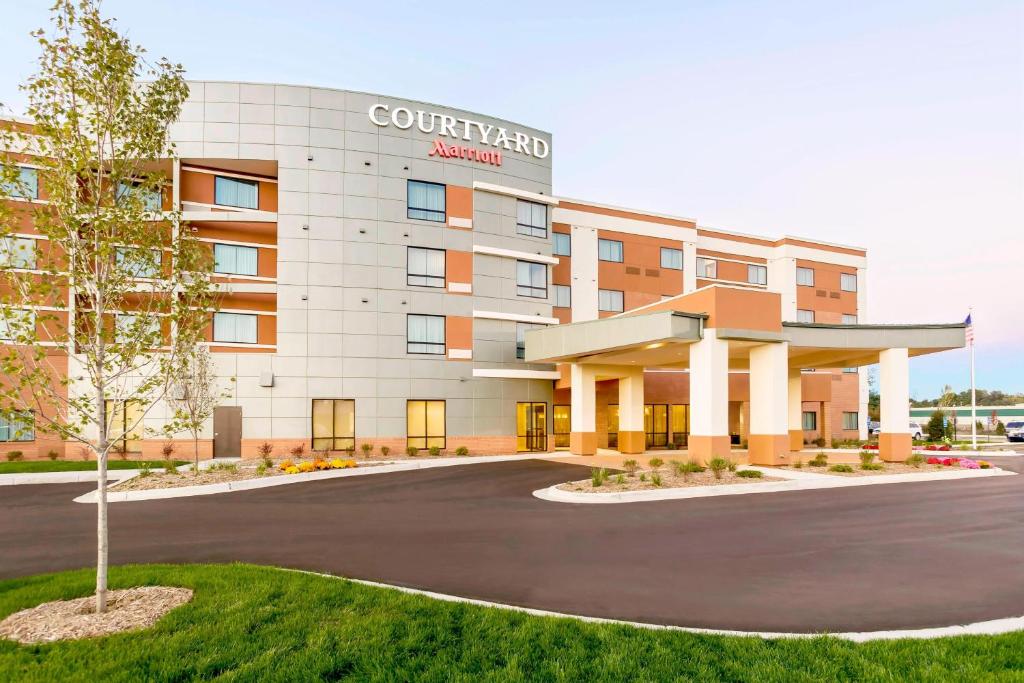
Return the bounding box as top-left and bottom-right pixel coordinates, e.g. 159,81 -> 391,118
517,402 -> 547,452
645,404 -> 669,448
552,405 -> 570,449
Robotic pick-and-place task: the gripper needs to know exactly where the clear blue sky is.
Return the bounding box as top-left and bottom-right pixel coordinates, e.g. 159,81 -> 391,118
2,1 -> 1021,400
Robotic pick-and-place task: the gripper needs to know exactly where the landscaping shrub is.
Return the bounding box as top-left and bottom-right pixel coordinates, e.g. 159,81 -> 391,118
808,452 -> 828,467
614,473 -> 625,484
707,457 -> 729,480
360,443 -> 373,456
454,446 -> 469,456
831,439 -> 840,449
111,444 -> 128,460
996,421 -> 1006,436
814,437 -> 827,448
671,459 -> 704,481
736,469 -> 763,479
793,459 -> 803,469
650,472 -> 662,487
927,410 -> 953,441
256,442 -> 273,461
406,446 -> 418,457
290,444 -> 306,458
78,446 -> 91,461
138,465 -> 151,478
256,463 -> 267,476
428,446 -> 442,457
859,451 -> 876,467
639,473 -> 647,482
622,459 -> 639,476
46,449 -> 60,461
6,451 -> 23,462
861,462 -> 884,471
161,442 -> 176,460
648,457 -> 664,471
725,458 -> 737,472
590,467 -> 608,488
905,453 -> 925,468
829,464 -> 854,473
380,445 -> 391,457
163,460 -> 178,475
278,460 -> 294,471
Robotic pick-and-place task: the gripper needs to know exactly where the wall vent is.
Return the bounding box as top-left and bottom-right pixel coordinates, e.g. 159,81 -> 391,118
645,269 -> 660,277
625,266 -> 641,275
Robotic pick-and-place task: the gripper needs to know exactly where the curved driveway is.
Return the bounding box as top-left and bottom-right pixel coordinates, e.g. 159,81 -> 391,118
2,457 -> 1023,633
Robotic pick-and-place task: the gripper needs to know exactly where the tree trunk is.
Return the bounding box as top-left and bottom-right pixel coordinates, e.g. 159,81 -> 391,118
95,391 -> 108,614
194,434 -> 199,475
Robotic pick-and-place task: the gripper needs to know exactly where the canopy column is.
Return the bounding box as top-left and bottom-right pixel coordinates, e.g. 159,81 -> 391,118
879,347 -> 911,462
788,368 -> 804,451
617,368 -> 645,454
748,341 -> 791,465
688,329 -> 730,463
569,364 -> 597,455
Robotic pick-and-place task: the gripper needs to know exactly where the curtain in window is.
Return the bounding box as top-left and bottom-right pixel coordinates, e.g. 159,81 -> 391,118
407,315 -> 444,353
598,239 -> 622,262
408,181 -> 445,221
214,312 -> 258,343
215,177 -> 259,209
215,244 -> 258,276
407,247 -> 444,286
660,248 -> 682,270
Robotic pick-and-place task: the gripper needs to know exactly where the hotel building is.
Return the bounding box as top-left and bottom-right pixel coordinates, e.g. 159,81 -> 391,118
0,82 -> 965,463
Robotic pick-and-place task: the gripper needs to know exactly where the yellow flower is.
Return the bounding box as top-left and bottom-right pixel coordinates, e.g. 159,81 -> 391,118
284,465 -> 300,474
330,458 -> 346,469
297,461 -> 315,473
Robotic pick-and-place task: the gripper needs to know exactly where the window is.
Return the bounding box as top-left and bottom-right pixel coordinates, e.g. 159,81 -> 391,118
213,312 -> 258,344
552,405 -> 570,449
553,232 -> 571,256
796,267 -> 815,286
516,200 -> 547,238
214,244 -> 258,276
407,400 -> 445,450
516,323 -> 538,360
802,411 -> 817,430
0,309 -> 35,342
407,180 -> 445,222
598,289 -> 624,312
842,314 -> 857,325
0,237 -> 36,269
407,314 -> 445,354
312,399 -> 355,451
660,247 -> 683,270
116,247 -> 161,278
796,309 -> 815,323
747,264 -> 767,285
0,411 -> 33,442
1,166 -> 38,200
696,257 -> 717,279
115,314 -> 159,343
841,273 -> 858,292
407,247 -> 445,288
104,400 -> 142,453
598,239 -> 623,262
516,260 -> 547,298
553,284 -> 571,308
843,412 -> 859,430
844,366 -> 858,373
117,181 -> 162,211
214,176 -> 259,209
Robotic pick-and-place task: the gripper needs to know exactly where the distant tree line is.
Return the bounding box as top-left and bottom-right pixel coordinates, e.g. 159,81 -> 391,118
910,388 -> 1024,408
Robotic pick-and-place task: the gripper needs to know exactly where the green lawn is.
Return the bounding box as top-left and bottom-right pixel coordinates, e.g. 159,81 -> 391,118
1,565 -> 1021,681
0,460 -> 186,474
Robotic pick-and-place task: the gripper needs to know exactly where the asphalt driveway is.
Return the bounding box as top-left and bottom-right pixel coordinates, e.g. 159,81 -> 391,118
1,457 -> 1023,633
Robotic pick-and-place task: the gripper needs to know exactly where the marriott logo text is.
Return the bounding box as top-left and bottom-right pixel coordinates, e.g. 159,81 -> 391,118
369,104 -> 550,159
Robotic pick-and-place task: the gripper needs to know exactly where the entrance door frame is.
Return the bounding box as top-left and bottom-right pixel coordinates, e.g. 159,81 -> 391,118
517,401 -> 548,452
213,406 -> 242,458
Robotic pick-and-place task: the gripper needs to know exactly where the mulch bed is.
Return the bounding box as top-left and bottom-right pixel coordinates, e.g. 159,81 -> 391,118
0,587 -> 193,644
558,468 -> 782,493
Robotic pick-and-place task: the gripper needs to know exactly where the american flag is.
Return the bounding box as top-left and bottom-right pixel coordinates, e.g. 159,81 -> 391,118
964,313 -> 975,346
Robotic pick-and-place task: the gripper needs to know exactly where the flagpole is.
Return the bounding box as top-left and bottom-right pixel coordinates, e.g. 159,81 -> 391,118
970,307 -> 976,450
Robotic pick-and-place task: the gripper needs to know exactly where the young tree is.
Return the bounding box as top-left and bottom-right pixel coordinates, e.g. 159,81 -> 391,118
0,0 -> 212,613
166,346 -> 228,473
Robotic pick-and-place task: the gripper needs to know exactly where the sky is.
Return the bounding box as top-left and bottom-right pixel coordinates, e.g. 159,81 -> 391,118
1,0 -> 1021,399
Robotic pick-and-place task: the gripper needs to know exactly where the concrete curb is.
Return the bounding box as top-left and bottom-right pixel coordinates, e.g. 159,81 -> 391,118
534,466 -> 1016,505
288,568 -> 1024,642
0,469 -> 142,485
72,454 -> 542,503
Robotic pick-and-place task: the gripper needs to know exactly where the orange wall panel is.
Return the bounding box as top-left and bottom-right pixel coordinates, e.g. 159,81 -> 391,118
446,250 -> 473,288
447,186 -> 473,223
447,315 -> 473,351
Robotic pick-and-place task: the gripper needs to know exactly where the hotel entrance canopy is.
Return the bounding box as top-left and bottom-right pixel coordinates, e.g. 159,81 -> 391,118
524,286 -> 965,463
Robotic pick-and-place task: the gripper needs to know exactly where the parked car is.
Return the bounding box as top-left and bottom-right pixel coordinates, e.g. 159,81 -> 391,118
1006,421 -> 1024,443
867,421 -> 922,439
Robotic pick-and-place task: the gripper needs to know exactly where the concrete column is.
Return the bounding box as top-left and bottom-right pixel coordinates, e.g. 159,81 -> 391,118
879,347 -> 911,462
821,401 -> 833,446
788,368 -> 803,451
688,329 -> 730,463
748,342 -> 792,465
617,368 -> 645,454
569,363 -> 597,455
